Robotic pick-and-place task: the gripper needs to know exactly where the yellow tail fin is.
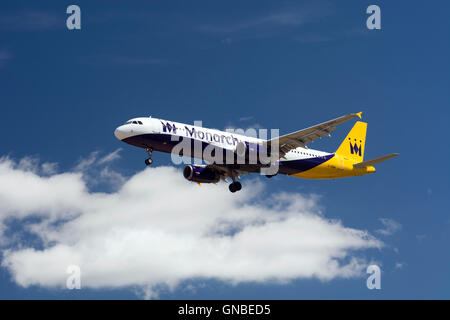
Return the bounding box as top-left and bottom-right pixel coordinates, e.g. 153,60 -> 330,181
335,121 -> 367,162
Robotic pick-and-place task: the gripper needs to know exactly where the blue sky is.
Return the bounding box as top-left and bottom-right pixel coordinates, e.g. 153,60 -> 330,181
0,0 -> 449,299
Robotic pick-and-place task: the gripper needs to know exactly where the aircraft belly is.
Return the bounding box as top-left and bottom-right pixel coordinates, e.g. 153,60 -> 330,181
278,154 -> 334,175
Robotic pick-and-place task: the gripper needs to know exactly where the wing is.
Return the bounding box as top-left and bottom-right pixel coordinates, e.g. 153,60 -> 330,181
267,112 -> 362,158
205,163 -> 254,182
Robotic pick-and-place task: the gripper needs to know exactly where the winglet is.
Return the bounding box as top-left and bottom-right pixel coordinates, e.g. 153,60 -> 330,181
356,112 -> 362,119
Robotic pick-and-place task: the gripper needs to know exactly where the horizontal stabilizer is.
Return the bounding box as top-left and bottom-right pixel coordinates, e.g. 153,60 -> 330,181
353,153 -> 399,169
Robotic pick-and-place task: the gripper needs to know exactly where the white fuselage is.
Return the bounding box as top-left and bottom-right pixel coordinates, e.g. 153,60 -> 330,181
114,116 -> 331,163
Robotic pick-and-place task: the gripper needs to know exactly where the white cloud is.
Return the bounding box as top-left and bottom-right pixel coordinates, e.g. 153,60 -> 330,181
416,234 -> 426,242
198,2 -> 332,35
99,167 -> 126,188
98,148 -> 122,164
72,151 -> 125,191
10,155 -> 58,176
41,162 -> 58,175
74,151 -> 100,172
239,116 -> 254,122
376,218 -> 402,236
0,155 -> 382,298
0,11 -> 60,31
223,120 -> 268,138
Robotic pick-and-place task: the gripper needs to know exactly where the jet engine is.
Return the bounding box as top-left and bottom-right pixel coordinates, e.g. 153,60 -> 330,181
183,165 -> 220,183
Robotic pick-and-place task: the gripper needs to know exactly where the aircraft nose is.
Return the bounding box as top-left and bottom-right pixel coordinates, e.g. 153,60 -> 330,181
114,126 -> 127,140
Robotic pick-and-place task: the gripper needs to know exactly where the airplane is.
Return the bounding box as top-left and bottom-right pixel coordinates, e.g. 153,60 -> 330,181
114,112 -> 398,193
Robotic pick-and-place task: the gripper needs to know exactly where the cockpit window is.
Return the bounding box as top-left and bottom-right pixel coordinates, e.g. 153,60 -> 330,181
125,120 -> 143,125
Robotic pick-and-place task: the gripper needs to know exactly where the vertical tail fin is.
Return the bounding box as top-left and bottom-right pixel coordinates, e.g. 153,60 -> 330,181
335,121 -> 367,162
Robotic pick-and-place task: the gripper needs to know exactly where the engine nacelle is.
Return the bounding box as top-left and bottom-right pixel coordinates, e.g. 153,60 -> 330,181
183,165 -> 220,184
